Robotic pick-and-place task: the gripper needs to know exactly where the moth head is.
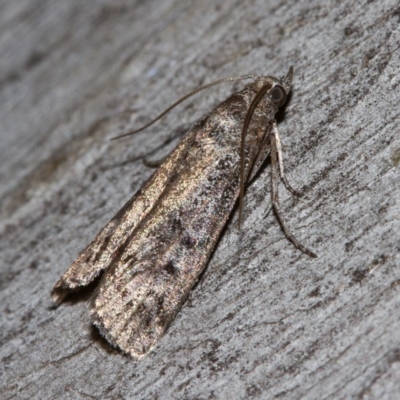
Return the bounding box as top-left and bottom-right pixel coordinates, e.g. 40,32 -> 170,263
250,66 -> 293,109
268,66 -> 293,108
269,66 -> 293,107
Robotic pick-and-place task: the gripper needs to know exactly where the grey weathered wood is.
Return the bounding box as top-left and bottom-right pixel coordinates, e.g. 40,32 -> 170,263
1,0 -> 400,399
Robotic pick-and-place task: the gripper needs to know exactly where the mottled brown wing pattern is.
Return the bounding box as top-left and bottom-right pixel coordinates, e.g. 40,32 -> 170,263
91,156 -> 240,358
91,89 -> 273,358
51,70 -> 302,359
51,130 -> 197,303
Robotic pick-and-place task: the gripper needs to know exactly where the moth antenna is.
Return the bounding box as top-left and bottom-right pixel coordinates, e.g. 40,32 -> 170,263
238,83 -> 272,228
111,74 -> 258,140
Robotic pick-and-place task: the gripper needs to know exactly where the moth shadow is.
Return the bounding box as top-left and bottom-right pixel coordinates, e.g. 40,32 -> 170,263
54,274 -> 104,307
51,277 -> 127,356
276,87 -> 293,123
89,324 -> 123,356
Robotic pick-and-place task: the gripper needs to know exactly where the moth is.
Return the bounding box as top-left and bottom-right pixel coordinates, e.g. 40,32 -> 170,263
51,67 -> 316,359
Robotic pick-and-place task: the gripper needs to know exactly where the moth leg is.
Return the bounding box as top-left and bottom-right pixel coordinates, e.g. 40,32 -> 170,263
272,122 -> 301,197
143,154 -> 168,168
270,132 -> 317,258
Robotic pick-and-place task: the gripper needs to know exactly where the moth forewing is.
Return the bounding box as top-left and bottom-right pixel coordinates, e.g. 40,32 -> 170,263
90,82 -> 274,358
52,68 -> 315,359
51,132 -> 196,304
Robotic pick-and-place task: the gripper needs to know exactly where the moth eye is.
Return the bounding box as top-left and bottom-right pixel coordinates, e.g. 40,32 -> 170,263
269,85 -> 287,106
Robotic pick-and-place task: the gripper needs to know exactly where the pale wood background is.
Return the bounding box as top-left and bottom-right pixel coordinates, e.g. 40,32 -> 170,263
1,0 -> 400,399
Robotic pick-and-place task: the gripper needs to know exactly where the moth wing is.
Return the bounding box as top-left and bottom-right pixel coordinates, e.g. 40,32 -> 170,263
51,131 -> 196,303
90,133 -> 243,359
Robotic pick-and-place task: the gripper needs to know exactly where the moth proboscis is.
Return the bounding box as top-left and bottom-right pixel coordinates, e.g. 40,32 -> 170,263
51,67 -> 316,359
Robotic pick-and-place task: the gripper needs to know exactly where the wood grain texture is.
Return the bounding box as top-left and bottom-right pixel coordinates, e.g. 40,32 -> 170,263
1,0 -> 399,399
